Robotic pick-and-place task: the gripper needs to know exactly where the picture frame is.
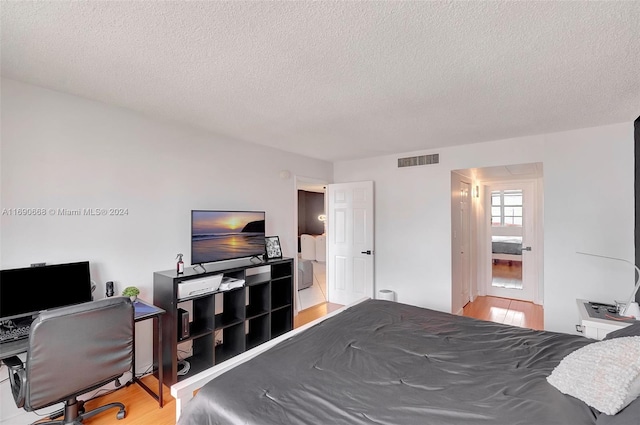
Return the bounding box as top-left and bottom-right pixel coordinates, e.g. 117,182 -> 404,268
265,236 -> 283,260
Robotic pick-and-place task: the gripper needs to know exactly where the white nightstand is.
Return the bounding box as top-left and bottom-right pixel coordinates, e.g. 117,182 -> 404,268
576,299 -> 634,340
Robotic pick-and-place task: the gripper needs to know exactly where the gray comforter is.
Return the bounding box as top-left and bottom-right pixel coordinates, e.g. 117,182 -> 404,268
177,299 -> 638,425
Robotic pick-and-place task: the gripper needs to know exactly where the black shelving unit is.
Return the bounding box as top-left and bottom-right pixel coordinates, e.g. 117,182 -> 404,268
153,257 -> 293,387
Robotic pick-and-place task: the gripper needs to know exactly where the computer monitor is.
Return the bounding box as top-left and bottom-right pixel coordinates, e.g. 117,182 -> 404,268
0,261 -> 93,322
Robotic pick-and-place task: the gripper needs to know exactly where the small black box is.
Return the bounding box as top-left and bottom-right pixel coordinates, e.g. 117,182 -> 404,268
178,308 -> 190,340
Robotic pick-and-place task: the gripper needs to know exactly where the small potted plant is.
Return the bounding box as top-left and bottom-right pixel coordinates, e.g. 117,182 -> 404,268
122,286 -> 140,302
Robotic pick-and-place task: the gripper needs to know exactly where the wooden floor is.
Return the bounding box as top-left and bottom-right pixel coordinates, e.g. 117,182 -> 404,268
462,295 -> 544,330
34,375 -> 176,425
294,301 -> 343,328
50,302 -> 341,425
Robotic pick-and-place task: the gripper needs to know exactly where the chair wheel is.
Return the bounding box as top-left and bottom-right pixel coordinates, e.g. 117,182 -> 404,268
117,409 -> 126,420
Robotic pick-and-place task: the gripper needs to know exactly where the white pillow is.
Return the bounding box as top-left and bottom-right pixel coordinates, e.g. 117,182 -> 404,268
547,336 -> 640,415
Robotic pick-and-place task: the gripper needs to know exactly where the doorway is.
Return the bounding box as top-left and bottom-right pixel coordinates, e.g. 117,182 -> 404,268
451,163 -> 544,310
295,177 -> 328,311
486,181 -> 536,302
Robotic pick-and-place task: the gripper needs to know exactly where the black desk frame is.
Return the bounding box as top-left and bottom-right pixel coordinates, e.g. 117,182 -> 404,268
0,336 -> 29,360
132,299 -> 165,408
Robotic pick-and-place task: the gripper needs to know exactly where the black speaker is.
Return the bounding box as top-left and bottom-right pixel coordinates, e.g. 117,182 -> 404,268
178,308 -> 190,340
106,281 -> 114,297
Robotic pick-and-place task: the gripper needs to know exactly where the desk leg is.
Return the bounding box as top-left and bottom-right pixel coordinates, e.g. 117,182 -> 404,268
132,322 -> 137,385
157,314 -> 163,407
133,315 -> 164,408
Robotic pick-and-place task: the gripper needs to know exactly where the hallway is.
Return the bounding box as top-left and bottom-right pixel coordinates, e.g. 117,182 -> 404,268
297,259 -> 327,310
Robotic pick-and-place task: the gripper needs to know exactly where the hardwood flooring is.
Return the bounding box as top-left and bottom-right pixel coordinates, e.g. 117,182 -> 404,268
462,295 -> 544,330
44,302 -> 341,425
294,301 -> 343,328
33,375 -> 175,425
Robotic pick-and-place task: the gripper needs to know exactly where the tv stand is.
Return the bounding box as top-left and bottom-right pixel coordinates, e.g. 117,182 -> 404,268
153,257 -> 293,387
193,264 -> 207,273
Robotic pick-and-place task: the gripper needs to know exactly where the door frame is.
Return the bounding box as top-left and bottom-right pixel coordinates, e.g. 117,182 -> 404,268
482,179 -> 543,305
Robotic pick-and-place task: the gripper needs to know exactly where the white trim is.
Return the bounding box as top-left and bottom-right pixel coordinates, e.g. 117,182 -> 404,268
171,297 -> 369,420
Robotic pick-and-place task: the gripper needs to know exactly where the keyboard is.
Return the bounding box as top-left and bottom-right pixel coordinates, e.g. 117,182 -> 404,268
0,324 -> 30,343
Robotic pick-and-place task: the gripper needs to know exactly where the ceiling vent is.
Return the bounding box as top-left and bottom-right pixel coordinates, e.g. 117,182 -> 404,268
397,153 -> 439,168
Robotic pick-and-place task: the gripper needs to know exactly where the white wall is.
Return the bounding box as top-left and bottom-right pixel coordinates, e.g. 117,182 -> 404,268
544,124 -> 634,332
334,122 -> 634,334
0,78 -> 333,424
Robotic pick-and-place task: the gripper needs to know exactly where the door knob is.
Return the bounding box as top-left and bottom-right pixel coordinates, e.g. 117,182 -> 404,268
361,250 -> 372,255
522,246 -> 532,251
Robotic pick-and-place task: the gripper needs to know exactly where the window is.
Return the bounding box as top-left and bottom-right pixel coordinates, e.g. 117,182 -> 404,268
491,190 -> 522,226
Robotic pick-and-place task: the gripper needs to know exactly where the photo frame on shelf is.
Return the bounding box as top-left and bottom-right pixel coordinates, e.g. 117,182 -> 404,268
265,236 -> 283,260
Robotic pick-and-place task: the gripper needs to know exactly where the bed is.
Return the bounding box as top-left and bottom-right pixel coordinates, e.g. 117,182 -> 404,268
174,299 -> 640,425
492,235 -> 523,263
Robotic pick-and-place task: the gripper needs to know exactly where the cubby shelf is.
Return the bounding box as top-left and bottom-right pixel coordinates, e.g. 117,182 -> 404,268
179,322 -> 213,342
153,257 -> 293,387
176,355 -> 210,383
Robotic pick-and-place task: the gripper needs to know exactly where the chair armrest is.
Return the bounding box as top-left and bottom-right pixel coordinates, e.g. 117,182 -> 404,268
3,356 -> 26,407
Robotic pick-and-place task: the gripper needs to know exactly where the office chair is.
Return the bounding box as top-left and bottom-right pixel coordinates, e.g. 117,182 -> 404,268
4,297 -> 133,424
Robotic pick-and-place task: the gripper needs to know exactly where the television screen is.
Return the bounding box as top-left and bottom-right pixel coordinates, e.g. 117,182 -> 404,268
191,210 -> 266,265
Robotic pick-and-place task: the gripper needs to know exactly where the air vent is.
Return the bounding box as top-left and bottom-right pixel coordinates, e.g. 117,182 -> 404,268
397,153 -> 439,168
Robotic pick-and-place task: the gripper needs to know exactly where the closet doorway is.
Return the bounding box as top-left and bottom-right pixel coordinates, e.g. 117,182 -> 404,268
295,177 -> 328,311
451,162 -> 544,310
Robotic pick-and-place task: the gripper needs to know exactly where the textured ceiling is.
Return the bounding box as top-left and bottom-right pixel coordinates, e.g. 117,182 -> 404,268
2,1 -> 639,162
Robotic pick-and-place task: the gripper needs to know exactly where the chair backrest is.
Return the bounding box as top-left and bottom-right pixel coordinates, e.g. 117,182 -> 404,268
24,297 -> 133,410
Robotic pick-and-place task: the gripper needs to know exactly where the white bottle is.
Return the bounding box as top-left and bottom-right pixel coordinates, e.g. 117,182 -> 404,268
176,253 -> 184,274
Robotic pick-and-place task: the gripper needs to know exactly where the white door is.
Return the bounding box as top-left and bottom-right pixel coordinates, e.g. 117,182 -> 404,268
327,181 -> 375,305
451,178 -> 471,314
486,181 -> 536,302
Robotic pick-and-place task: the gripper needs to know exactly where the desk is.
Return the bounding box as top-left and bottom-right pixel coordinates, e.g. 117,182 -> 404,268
0,299 -> 166,408
133,299 -> 165,408
0,336 -> 28,360
576,299 -> 634,340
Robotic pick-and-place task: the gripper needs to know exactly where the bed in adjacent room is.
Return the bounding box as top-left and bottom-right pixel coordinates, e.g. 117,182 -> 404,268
174,299 -> 640,425
492,235 -> 523,263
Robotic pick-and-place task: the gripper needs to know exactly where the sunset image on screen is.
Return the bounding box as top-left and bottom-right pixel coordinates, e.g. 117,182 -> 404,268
192,211 -> 265,264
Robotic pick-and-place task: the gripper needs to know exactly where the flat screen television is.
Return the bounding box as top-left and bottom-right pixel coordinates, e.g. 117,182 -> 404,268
191,210 -> 266,265
0,261 -> 92,322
